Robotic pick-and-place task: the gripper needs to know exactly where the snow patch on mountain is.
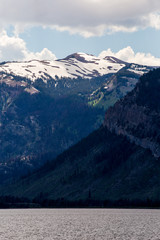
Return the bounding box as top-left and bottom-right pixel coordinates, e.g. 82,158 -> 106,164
128,64 -> 149,75
0,53 -> 125,82
24,86 -> 40,95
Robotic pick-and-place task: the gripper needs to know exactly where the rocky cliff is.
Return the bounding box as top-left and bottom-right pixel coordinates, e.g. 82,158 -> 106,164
104,68 -> 160,157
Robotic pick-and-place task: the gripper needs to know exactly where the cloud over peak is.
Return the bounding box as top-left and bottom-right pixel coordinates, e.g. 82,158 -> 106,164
99,46 -> 160,66
0,30 -> 159,67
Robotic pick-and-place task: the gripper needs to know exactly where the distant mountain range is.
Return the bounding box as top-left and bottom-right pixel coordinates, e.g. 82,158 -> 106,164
0,52 -> 154,182
3,68 -> 160,203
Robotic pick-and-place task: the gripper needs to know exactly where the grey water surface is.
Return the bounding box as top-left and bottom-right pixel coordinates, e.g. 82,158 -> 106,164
0,208 -> 160,240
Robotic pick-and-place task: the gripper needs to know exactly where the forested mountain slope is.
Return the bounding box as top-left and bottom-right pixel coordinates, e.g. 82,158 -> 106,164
2,68 -> 160,202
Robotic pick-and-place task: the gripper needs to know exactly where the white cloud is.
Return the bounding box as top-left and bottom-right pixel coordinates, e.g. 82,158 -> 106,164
0,31 -> 56,61
0,0 -> 160,36
1,30 -> 160,66
25,48 -> 57,61
52,24 -> 107,38
99,47 -> 160,66
147,13 -> 160,29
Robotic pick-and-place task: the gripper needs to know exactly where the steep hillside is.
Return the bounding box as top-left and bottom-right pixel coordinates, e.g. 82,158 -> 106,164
104,68 -> 160,158
2,127 -> 157,201
2,68 -> 160,201
88,65 -> 143,110
0,85 -> 103,182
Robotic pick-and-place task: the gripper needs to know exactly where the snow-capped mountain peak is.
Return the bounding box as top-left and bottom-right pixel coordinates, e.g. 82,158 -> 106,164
0,53 -> 126,82
0,52 -> 153,91
103,56 -> 128,65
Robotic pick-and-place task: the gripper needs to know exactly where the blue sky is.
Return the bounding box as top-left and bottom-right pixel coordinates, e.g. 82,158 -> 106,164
19,26 -> 160,59
1,0 -> 160,65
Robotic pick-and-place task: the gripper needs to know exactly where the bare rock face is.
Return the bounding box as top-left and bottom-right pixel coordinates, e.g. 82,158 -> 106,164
104,68 -> 160,158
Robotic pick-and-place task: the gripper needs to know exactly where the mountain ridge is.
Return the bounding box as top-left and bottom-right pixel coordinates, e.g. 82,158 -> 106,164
0,52 -> 153,83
